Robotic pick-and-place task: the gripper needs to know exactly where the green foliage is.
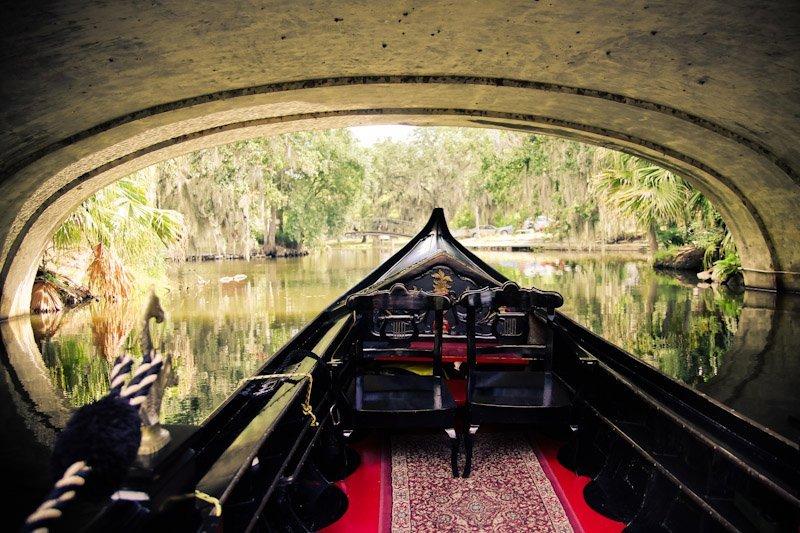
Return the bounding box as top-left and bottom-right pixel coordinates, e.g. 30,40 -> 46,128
494,211 -> 525,228
54,177 -> 184,251
685,190 -> 733,268
352,129 -> 607,235
712,252 -> 742,283
653,248 -> 678,265
42,337 -> 111,406
153,130 -> 365,254
590,151 -> 738,265
280,130 -> 365,244
452,207 -> 476,229
49,127 -> 739,285
481,151 -> 527,206
354,128 -> 490,226
49,175 -> 185,283
591,153 -> 690,234
657,225 -> 687,248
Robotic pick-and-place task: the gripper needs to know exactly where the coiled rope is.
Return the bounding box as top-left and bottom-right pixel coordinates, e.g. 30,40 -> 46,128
23,461 -> 92,533
119,354 -> 164,406
108,354 -> 133,396
22,353 -> 164,533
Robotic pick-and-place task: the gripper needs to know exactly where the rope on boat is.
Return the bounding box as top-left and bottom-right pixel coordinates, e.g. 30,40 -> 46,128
193,490 -> 222,517
22,355 -> 164,532
23,461 -> 92,533
108,354 -> 133,396
120,354 -> 164,407
240,372 -> 318,427
22,295 -> 168,533
179,371 -> 318,523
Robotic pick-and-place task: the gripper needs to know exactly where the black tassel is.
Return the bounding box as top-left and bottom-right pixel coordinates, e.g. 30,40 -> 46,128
51,395 -> 141,501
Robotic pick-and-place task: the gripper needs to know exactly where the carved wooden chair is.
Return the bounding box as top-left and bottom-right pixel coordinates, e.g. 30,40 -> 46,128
457,281 -> 570,477
345,283 -> 459,476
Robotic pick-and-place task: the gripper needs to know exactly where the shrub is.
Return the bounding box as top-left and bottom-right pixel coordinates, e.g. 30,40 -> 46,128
711,252 -> 742,283
452,207 -> 476,229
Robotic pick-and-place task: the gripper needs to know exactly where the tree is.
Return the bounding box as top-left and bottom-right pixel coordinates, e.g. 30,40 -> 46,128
591,152 -> 690,253
152,130 -> 365,256
54,176 -> 184,252
48,175 -> 185,299
354,128 -> 490,228
280,130 -> 365,245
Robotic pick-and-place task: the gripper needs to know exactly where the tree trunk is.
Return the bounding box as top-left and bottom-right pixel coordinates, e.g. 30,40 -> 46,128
647,223 -> 658,254
239,195 -> 251,261
264,207 -> 277,256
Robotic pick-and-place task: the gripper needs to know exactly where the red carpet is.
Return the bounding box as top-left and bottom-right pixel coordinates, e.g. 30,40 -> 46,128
391,432 -> 573,532
323,437 -> 391,533
534,436 -> 624,533
324,433 -> 623,532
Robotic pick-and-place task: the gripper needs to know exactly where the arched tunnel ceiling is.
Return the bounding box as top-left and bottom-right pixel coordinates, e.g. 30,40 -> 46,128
0,0 -> 799,317
3,0 -> 799,168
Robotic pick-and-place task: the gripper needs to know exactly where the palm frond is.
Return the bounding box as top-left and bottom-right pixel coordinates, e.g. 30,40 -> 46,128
592,153 -> 690,228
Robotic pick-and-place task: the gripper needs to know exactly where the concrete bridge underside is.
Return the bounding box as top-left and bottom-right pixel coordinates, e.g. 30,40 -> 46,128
1,1 -> 799,318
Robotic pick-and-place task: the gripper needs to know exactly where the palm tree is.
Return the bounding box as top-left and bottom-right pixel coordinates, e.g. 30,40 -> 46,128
686,190 -> 736,267
54,176 -> 184,251
48,175 -> 184,300
592,152 -> 690,253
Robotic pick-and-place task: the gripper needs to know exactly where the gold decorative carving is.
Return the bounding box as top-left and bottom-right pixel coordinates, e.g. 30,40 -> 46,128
432,269 -> 453,295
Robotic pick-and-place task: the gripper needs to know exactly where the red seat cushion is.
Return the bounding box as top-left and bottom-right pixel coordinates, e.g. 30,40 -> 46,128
373,341 -> 529,366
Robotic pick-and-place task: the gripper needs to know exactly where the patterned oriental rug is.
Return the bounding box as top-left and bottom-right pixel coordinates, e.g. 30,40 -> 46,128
391,432 -> 574,532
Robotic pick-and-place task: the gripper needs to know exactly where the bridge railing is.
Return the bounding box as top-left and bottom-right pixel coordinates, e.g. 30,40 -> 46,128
347,218 -> 417,237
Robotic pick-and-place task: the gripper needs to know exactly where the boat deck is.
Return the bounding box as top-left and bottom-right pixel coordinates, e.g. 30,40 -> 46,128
323,431 -> 623,532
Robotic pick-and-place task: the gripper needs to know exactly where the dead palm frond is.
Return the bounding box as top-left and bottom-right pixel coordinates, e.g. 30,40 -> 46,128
87,243 -> 133,301
30,309 -> 69,338
31,280 -> 64,313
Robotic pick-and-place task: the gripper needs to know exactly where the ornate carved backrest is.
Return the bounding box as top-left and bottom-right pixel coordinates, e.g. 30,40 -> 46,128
457,281 -> 564,317
457,281 -> 564,369
347,283 -> 450,338
346,283 -> 452,374
398,265 -> 493,336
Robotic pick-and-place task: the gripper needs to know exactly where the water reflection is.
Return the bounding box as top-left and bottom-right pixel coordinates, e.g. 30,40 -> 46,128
490,252 -> 743,388
2,247 -> 798,443
695,291 -> 800,442
26,249 -> 393,426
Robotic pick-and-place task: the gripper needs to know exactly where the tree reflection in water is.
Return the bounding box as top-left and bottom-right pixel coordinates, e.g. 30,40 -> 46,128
30,249 -> 745,426
493,252 -> 742,387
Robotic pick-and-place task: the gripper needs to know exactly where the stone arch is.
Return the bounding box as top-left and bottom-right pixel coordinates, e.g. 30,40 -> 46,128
2,2 -> 799,318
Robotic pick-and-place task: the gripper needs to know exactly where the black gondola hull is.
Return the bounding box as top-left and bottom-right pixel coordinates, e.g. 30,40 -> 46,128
96,209 -> 798,532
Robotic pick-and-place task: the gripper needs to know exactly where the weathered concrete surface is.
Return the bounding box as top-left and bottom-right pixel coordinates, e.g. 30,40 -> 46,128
1,1 -> 799,317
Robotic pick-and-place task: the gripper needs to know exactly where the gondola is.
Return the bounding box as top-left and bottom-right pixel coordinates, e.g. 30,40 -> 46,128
36,209 -> 799,532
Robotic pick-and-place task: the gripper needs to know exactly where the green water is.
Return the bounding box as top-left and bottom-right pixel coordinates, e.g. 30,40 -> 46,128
489,251 -> 742,386
28,247 -> 746,427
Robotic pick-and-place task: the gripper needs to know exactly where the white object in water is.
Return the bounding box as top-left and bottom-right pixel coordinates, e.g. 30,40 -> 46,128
219,276 -> 234,284
232,274 -> 247,282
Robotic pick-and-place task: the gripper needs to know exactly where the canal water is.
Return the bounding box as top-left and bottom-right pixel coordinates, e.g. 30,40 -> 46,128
2,247 -> 798,448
